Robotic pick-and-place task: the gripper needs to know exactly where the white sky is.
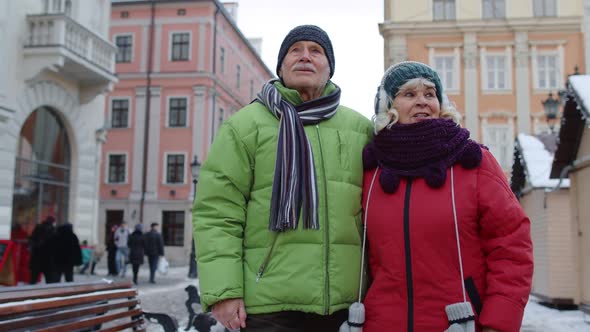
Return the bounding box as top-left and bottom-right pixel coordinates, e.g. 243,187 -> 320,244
234,0 -> 385,120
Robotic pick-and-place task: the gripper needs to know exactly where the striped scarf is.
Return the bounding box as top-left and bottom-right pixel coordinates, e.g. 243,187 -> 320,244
256,79 -> 341,232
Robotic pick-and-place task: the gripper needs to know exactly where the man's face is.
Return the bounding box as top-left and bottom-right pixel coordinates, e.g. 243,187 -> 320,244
279,41 -> 330,94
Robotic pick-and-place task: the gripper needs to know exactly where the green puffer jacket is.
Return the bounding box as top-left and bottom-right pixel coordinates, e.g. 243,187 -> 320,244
193,81 -> 373,315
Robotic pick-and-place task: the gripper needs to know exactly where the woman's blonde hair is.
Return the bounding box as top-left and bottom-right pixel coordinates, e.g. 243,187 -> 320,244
373,77 -> 462,134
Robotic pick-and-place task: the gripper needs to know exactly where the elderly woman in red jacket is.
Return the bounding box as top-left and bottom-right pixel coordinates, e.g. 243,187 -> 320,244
361,61 -> 533,332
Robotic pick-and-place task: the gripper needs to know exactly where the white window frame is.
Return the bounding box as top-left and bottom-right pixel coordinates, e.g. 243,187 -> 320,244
168,31 -> 192,61
482,0 -> 506,19
533,0 -> 557,17
105,152 -> 128,184
165,96 -> 189,128
113,33 -> 134,63
109,96 -> 132,129
429,48 -> 460,94
163,152 -> 187,185
482,122 -> 514,170
480,47 -> 512,93
531,46 -> 564,91
432,0 -> 456,21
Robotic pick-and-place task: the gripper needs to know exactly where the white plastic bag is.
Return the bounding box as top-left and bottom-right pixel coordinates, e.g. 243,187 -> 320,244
157,256 -> 169,275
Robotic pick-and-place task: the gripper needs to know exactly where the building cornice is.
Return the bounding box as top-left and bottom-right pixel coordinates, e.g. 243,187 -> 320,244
480,111 -> 517,118
380,16 -> 582,36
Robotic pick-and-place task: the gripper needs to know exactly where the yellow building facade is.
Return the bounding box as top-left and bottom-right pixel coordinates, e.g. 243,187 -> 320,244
380,0 -> 585,170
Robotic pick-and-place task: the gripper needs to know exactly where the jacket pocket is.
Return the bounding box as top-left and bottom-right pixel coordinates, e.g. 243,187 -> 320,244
255,233 -> 279,283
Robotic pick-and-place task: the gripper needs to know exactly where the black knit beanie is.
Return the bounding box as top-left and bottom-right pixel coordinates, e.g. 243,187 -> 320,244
276,25 -> 335,78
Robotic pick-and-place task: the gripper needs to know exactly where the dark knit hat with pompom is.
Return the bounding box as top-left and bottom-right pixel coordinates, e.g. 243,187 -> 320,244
276,25 -> 335,78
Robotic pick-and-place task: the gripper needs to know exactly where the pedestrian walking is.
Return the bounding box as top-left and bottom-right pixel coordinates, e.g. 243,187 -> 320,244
106,225 -> 118,277
114,221 -> 130,277
28,216 -> 58,284
52,222 -> 83,282
128,223 -> 145,284
144,222 -> 164,284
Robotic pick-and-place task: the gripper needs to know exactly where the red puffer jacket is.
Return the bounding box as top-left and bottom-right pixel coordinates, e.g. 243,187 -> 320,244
361,149 -> 533,332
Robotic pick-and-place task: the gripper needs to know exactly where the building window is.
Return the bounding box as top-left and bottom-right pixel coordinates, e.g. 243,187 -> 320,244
483,124 -> 513,169
111,99 -> 129,128
171,32 -> 190,61
162,211 -> 184,247
482,0 -> 505,18
108,154 -> 126,183
120,11 -> 129,18
168,97 -> 187,127
115,35 -> 132,63
166,154 -> 185,184
533,0 -> 556,17
483,54 -> 509,90
177,9 -> 186,16
236,65 -> 241,88
433,0 -> 455,21
433,55 -> 457,91
536,54 -> 560,89
220,47 -> 225,74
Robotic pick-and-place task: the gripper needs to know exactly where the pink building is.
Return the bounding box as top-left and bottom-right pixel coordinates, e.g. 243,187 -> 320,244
100,0 -> 273,263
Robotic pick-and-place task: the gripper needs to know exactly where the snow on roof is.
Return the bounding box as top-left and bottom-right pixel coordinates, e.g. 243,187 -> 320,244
569,75 -> 590,115
517,133 -> 570,188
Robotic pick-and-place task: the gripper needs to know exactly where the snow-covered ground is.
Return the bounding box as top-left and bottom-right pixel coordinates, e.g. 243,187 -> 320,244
521,296 -> 590,332
82,266 -> 590,331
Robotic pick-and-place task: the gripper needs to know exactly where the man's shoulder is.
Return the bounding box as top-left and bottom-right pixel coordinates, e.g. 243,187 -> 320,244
222,102 -> 276,137
331,105 -> 373,134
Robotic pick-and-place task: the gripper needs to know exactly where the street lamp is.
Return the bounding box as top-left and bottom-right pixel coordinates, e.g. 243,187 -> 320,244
188,155 -> 201,279
542,92 -> 560,133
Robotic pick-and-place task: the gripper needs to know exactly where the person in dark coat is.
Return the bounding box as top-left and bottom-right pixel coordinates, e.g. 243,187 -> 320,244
28,216 -> 58,284
52,222 -> 83,282
107,224 -> 119,276
128,223 -> 145,284
143,222 -> 164,283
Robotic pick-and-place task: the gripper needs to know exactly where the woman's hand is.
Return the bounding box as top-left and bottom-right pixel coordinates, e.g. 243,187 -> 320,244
211,298 -> 247,330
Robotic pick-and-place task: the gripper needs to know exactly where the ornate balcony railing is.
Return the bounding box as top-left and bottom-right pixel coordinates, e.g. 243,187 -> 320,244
24,13 -> 117,87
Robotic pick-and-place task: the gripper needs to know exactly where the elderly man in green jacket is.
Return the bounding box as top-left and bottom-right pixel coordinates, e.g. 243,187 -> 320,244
193,25 -> 373,331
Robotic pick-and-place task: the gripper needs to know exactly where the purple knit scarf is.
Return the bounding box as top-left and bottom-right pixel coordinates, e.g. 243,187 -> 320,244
363,119 -> 483,193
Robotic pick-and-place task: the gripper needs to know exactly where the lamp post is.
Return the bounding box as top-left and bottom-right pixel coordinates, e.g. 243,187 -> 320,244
542,92 -> 560,133
188,155 -> 201,279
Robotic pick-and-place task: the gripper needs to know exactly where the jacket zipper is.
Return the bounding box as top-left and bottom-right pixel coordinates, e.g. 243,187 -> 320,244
256,232 -> 278,283
316,124 -> 330,314
403,179 -> 414,332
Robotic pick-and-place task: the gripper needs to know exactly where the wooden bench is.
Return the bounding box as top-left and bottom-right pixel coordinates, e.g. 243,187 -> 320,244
0,280 -> 159,331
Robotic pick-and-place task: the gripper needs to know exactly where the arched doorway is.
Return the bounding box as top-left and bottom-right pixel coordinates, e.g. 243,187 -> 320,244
11,106 -> 71,235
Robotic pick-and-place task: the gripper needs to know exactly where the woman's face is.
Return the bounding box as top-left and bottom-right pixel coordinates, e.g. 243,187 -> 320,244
392,82 -> 441,124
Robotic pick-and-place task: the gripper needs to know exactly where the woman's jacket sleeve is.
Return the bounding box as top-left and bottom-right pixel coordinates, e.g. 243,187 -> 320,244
477,151 -> 534,332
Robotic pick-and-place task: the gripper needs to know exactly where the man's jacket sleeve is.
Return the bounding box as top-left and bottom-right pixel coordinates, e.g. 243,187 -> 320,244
192,121 -> 253,312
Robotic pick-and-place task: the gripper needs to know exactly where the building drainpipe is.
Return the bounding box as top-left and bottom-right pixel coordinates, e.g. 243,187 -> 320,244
139,0 -> 156,225
209,4 -> 219,143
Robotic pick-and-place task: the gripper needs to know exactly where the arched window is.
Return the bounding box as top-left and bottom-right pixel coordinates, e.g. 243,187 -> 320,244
12,107 -> 71,232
